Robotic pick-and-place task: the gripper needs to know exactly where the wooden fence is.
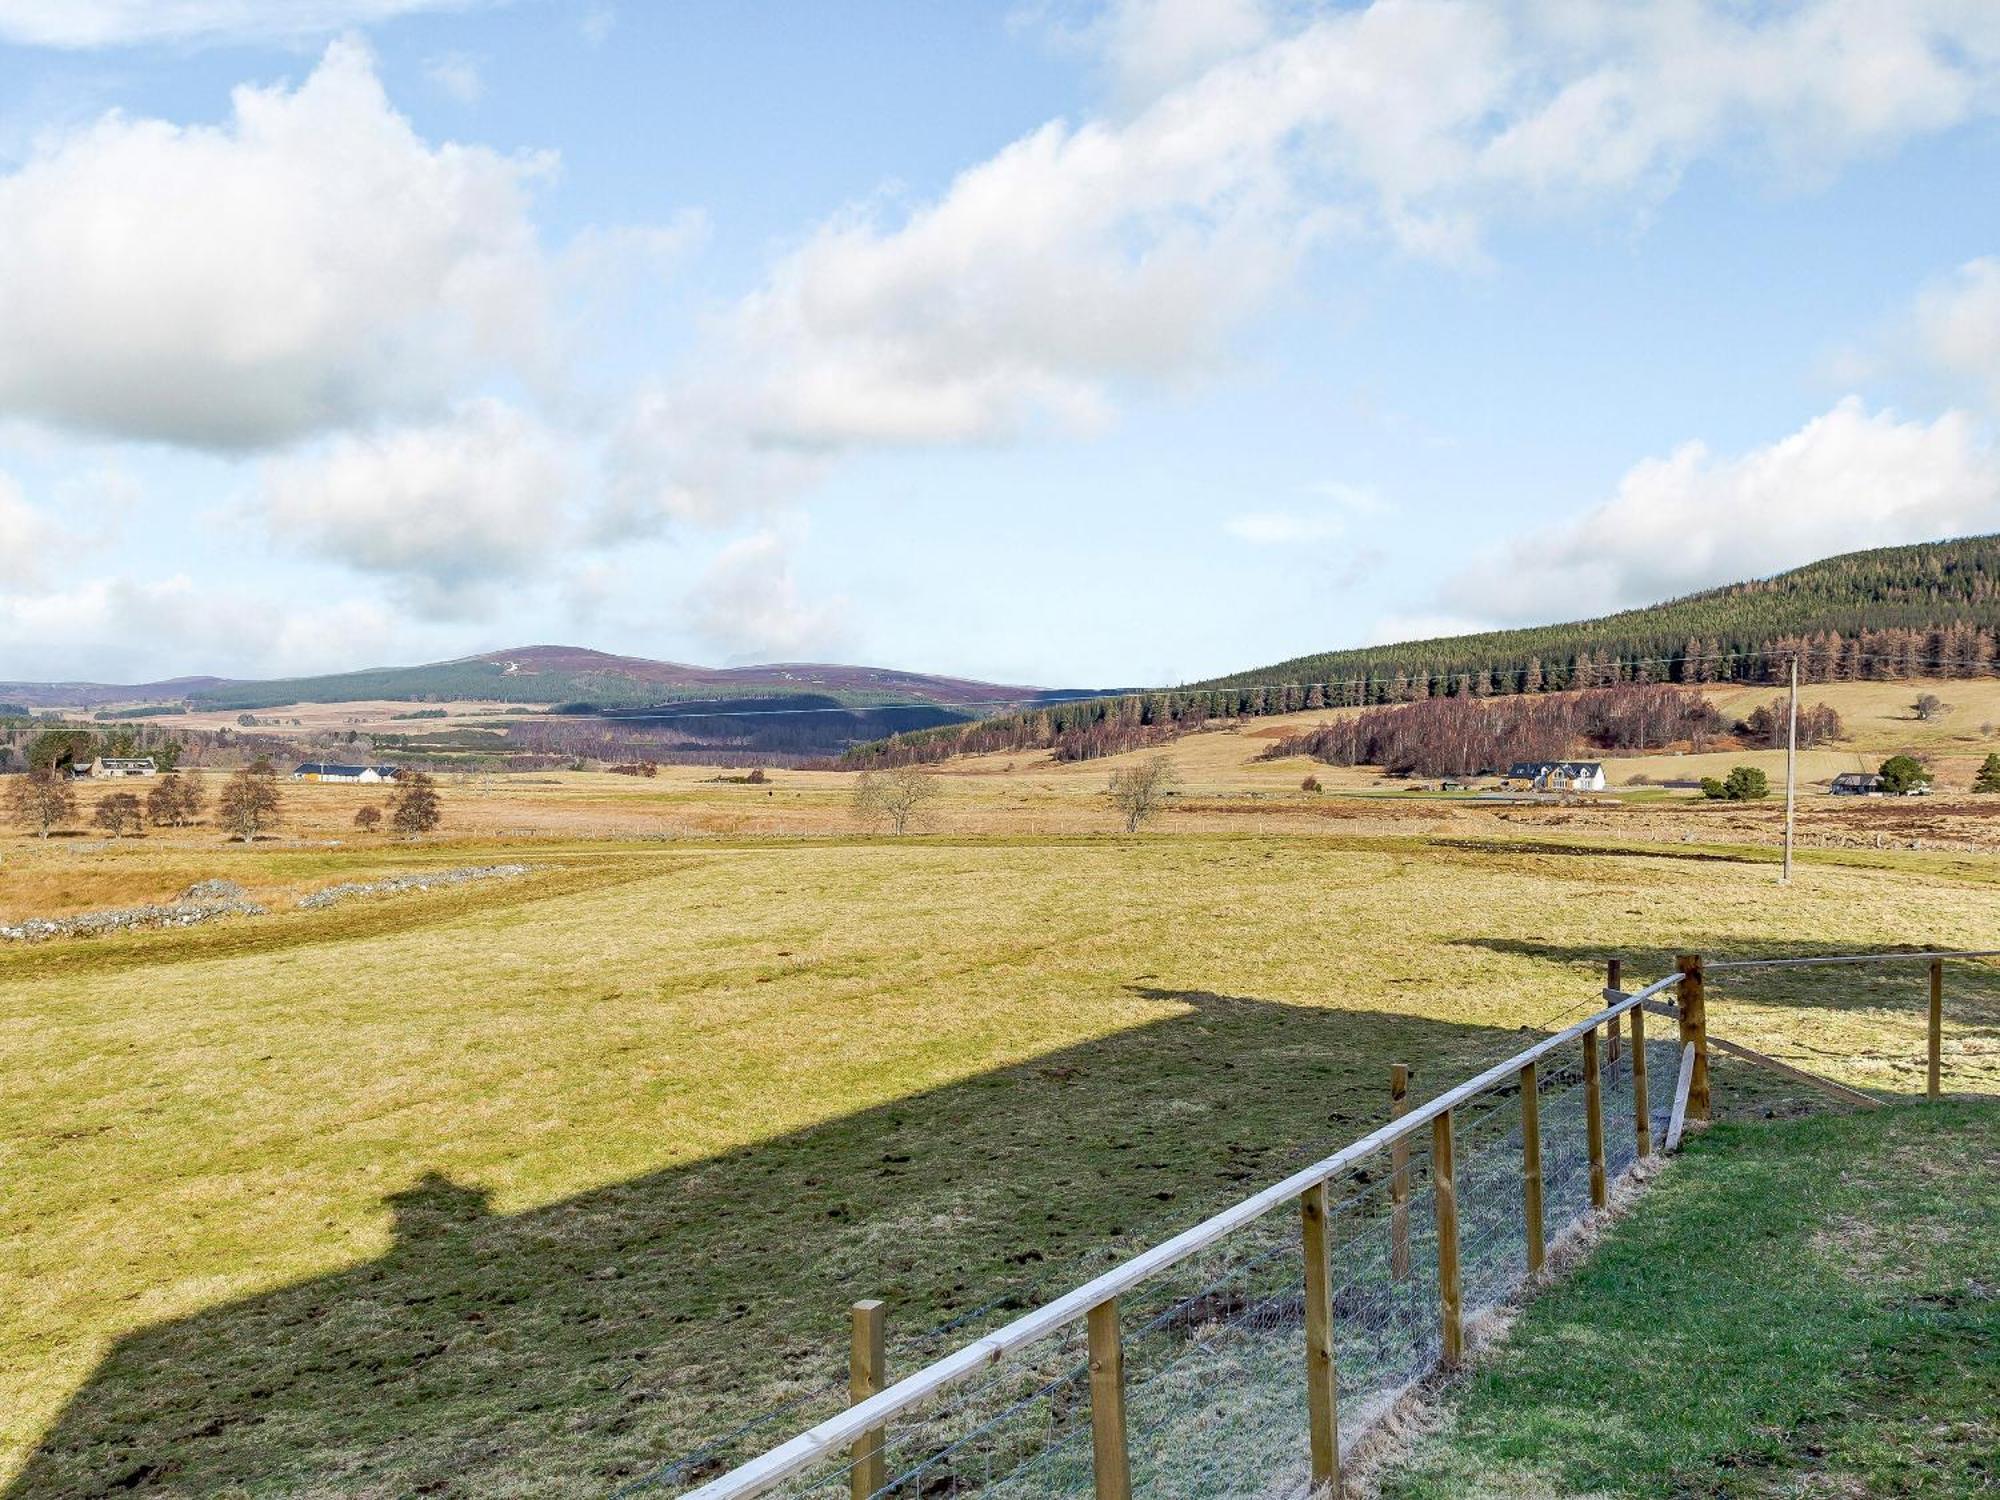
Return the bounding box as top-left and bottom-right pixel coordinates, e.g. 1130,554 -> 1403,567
675,949 -> 1992,1500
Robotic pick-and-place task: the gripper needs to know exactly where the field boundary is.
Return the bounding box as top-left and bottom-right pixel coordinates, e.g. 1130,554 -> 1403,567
665,949 -> 1991,1500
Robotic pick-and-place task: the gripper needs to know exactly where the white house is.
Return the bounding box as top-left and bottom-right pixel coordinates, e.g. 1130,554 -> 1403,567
1507,760 -> 1608,792
87,757 -> 157,778
292,762 -> 382,783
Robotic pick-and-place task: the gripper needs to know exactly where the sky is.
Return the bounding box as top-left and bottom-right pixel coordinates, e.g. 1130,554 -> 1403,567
0,1 -> 1999,690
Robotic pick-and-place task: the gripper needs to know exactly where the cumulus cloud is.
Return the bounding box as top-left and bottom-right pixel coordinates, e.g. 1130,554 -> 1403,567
0,574 -> 418,681
687,528 -> 848,664
259,399 -> 575,616
0,1 -> 495,48
0,39 -> 553,447
608,0 -> 2000,529
1445,397 -> 2000,624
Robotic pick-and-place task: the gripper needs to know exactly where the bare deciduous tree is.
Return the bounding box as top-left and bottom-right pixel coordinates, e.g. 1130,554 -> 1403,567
354,804 -> 383,832
853,766 -> 940,834
1914,693 -> 1946,722
7,766 -> 78,838
92,791 -> 143,838
145,771 -> 205,827
388,772 -> 443,836
218,762 -> 283,842
1106,755 -> 1179,832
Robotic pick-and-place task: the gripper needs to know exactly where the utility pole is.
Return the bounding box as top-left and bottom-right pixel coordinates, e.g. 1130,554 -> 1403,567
1782,654 -> 1798,884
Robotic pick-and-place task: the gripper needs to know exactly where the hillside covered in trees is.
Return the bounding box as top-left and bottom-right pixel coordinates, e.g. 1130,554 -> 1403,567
842,535 -> 2000,768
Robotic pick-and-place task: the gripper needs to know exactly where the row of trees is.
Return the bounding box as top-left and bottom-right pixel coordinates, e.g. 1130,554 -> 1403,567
5,765 -> 444,840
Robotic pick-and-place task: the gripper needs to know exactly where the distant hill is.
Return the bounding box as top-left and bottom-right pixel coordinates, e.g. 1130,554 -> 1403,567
1197,534 -> 2000,697
845,535 -> 2000,767
0,645 -> 1086,714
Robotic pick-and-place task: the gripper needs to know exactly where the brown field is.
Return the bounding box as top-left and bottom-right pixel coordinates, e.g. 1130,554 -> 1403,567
4,677 -> 1997,1495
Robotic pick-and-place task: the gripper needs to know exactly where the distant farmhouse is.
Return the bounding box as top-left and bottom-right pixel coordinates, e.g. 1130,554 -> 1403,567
80,756 -> 157,778
1507,760 -> 1608,792
1830,772 -> 1883,796
292,763 -> 400,784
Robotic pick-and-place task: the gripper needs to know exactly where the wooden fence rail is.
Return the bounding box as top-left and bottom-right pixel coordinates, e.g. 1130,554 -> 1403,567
680,949 -> 1994,1500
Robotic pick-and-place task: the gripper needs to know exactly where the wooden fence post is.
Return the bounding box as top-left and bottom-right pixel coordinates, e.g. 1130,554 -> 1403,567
1675,954 -> 1710,1122
1605,958 -> 1622,1062
1086,1299 -> 1131,1500
1519,1060 -> 1544,1276
1300,1182 -> 1341,1493
1630,1002 -> 1652,1157
849,1300 -> 886,1500
1389,1063 -> 1410,1282
1928,958 -> 1943,1100
1584,1025 -> 1607,1209
1432,1111 -> 1462,1367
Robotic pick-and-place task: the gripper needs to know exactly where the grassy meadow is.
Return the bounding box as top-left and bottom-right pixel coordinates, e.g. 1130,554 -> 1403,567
4,702 -> 1999,1496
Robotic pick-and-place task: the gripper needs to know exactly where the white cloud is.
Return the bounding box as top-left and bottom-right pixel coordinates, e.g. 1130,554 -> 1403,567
0,1 -> 494,48
612,1 -> 2000,528
0,574 -> 419,682
1915,256 -> 2000,409
425,51 -> 485,105
687,528 -> 848,664
259,399 -> 575,615
1225,511 -> 1346,545
1445,397 -> 2000,624
0,39 -> 554,447
0,470 -> 60,583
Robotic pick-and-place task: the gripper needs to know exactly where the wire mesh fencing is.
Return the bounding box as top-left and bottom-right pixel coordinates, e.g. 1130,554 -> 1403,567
647,1006 -> 1687,1500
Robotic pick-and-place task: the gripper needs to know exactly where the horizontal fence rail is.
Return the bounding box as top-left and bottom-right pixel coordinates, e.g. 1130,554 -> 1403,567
667,949 -> 1993,1500
676,976 -> 1681,1500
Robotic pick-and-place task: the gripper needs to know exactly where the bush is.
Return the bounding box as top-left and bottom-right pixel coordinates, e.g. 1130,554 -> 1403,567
1301,775 -> 1321,792
1878,754 -> 1932,795
354,805 -> 383,831
1703,766 -> 1769,800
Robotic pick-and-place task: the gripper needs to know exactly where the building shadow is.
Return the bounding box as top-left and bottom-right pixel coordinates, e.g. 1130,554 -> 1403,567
11,991 -> 1533,1499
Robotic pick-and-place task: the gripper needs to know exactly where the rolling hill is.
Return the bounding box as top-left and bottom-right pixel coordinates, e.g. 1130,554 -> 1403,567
0,646 -> 1093,714
844,534 -> 2000,766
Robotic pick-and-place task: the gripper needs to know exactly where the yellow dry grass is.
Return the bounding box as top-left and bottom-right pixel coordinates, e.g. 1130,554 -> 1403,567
2,695 -> 1997,1495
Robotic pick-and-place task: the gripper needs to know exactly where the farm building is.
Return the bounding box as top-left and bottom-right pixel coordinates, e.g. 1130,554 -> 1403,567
1506,761 -> 1608,792
292,762 -> 385,784
1830,772 -> 1883,796
85,757 -> 157,778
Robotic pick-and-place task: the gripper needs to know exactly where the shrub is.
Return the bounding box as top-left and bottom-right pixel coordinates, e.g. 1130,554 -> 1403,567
1301,775 -> 1322,792
354,805 -> 383,831
1703,766 -> 1769,800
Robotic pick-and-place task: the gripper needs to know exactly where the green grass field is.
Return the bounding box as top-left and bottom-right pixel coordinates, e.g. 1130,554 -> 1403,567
1377,1100 -> 2000,1498
6,823 -> 1998,1497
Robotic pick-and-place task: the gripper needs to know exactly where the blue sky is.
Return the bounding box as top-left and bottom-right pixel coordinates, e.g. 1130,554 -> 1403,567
1,1 -> 1998,689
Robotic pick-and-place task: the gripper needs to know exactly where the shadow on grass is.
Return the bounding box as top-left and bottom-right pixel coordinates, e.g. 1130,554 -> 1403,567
1452,935 -> 2000,1026
11,991 -> 1537,1498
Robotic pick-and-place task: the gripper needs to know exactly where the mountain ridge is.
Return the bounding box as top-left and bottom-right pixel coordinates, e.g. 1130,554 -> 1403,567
0,646 -> 1082,713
